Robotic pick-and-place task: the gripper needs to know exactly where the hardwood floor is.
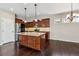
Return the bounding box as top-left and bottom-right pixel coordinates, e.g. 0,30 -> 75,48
0,40 -> 79,56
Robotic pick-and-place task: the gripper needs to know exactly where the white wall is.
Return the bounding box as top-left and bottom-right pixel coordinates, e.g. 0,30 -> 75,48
0,10 -> 15,45
52,23 -> 79,43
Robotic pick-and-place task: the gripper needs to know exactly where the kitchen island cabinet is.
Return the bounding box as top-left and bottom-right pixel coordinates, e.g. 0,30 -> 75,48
18,32 -> 46,51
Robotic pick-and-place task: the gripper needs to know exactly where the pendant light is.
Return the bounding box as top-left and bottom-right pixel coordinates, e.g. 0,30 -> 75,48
24,7 -> 27,23
34,3 -> 39,32
66,3 -> 74,22
34,4 -> 38,22
69,3 -> 73,22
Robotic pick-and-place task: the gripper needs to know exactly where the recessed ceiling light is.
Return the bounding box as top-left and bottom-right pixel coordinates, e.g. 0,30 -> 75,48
10,8 -> 14,12
24,3 -> 27,5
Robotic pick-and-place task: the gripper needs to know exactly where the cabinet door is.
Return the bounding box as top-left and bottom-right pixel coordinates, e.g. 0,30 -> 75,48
19,35 -> 28,46
28,36 -> 34,48
34,37 -> 40,50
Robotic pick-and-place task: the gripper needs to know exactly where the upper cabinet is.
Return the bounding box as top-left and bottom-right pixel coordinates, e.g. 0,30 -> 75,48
15,18 -> 24,24
25,22 -> 35,27
25,18 -> 50,27
38,18 -> 50,27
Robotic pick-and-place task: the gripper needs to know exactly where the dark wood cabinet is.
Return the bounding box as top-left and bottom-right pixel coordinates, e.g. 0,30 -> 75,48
25,22 -> 35,27
16,18 -> 50,27
15,18 -> 24,24
19,35 -> 28,46
19,34 -> 46,50
28,36 -> 35,48
38,18 -> 50,27
25,18 -> 50,27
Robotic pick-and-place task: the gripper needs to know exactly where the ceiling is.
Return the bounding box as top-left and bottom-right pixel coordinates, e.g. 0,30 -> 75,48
0,3 -> 79,20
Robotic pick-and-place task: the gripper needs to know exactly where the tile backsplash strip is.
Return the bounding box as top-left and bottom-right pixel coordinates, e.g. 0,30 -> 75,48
25,27 -> 50,32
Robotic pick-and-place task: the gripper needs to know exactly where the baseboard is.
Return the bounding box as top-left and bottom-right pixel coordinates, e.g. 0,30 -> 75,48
1,40 -> 15,45
0,42 -> 4,45
2,41 -> 15,45
51,38 -> 79,44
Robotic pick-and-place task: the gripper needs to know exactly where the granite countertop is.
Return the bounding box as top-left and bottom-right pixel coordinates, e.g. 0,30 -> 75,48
17,32 -> 45,36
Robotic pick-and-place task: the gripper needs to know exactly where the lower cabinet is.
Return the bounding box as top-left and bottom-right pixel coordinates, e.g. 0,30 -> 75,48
28,36 -> 35,48
19,35 -> 28,46
19,34 -> 45,51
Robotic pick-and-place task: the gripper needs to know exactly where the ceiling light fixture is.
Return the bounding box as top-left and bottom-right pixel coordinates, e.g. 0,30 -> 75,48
24,3 -> 27,5
67,3 -> 73,22
66,3 -> 79,22
10,8 -> 14,12
34,4 -> 38,22
34,4 -> 39,32
24,7 -> 27,23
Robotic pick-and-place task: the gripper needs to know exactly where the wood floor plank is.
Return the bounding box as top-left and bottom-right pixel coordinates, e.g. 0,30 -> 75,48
0,40 -> 79,56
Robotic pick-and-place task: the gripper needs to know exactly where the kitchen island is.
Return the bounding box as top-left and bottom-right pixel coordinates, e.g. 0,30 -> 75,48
17,32 -> 47,51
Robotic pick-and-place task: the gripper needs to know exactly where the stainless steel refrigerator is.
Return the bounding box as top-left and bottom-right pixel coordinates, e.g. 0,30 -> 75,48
15,23 -> 21,41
